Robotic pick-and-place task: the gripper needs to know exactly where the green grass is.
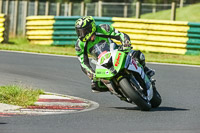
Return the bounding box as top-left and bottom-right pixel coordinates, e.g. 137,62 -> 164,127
1,37 -> 200,66
0,85 -> 44,107
141,3 -> 200,22
0,37 -> 75,56
144,52 -> 200,65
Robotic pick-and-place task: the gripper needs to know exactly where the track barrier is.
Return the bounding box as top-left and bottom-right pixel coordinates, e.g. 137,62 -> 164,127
26,16 -> 200,55
26,16 -> 112,45
0,14 -> 9,43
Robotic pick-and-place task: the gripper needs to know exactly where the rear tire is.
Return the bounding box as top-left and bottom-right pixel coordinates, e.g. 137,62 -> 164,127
119,78 -> 151,111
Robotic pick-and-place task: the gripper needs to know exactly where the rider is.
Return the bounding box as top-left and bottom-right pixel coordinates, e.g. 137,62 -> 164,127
75,16 -> 155,92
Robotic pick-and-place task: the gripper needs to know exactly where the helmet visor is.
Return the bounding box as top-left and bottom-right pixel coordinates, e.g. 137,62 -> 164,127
76,29 -> 86,39
76,25 -> 93,41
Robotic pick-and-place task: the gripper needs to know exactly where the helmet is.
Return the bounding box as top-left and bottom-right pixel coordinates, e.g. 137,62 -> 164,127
75,16 -> 96,42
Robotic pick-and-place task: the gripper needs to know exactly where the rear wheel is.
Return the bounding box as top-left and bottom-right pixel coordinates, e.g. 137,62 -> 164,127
119,78 -> 151,111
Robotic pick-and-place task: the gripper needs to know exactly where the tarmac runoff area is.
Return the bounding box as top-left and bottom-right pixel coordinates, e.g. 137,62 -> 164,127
0,92 -> 99,117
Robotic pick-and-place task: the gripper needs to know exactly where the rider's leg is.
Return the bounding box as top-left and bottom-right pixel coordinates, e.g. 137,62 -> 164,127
80,66 -> 103,92
133,50 -> 155,78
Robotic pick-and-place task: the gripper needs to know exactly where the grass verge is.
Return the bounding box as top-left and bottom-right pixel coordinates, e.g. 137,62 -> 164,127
1,37 -> 75,56
144,52 -> 200,66
141,3 -> 200,22
1,37 -> 200,66
0,85 -> 44,107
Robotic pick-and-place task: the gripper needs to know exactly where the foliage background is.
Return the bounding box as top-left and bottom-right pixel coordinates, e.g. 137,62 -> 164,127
55,0 -> 200,4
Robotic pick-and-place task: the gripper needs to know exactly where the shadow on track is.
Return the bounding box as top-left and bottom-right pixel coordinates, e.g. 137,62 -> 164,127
111,106 -> 189,112
151,106 -> 189,112
0,123 -> 7,125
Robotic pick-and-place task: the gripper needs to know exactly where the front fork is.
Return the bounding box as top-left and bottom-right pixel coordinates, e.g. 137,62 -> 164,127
100,77 -> 131,103
123,69 -> 154,102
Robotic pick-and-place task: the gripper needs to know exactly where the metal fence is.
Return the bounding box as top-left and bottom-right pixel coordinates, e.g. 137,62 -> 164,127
85,2 -> 173,17
0,0 -> 189,36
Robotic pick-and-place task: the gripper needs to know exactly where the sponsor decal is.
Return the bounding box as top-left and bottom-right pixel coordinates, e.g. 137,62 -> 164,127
97,72 -> 102,74
99,52 -> 111,64
115,53 -> 122,66
132,58 -> 138,69
98,51 -> 107,59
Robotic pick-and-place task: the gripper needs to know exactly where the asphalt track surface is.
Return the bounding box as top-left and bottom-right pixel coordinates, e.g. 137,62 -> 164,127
0,51 -> 200,133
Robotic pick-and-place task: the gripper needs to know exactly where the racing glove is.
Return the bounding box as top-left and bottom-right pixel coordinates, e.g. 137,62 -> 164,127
124,39 -> 131,47
122,39 -> 132,51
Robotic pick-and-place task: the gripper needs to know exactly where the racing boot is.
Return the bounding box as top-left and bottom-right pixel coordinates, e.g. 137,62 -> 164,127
144,66 -> 155,78
91,81 -> 109,93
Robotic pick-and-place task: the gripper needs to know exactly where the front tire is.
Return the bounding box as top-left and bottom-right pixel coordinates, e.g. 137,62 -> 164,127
150,87 -> 162,108
119,78 -> 151,111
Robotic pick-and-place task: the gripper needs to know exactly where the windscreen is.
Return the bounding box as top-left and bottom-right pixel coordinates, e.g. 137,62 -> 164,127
90,40 -> 110,60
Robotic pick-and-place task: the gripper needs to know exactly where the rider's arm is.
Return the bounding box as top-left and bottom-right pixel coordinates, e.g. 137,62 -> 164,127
98,24 -> 131,46
75,40 -> 95,80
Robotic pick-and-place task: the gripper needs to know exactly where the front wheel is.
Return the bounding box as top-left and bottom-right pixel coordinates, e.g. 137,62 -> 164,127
119,78 -> 151,111
150,87 -> 162,108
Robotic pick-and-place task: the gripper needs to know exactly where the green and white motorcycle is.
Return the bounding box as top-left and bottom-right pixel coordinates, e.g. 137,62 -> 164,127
91,40 -> 162,111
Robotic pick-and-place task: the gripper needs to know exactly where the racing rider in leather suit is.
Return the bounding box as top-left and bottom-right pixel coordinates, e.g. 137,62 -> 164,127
75,16 -> 155,92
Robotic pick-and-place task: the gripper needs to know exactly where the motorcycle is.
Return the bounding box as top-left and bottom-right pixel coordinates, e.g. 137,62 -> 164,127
90,40 -> 162,111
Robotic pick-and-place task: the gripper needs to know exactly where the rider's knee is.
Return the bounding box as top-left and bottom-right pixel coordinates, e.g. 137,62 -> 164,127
132,50 -> 145,67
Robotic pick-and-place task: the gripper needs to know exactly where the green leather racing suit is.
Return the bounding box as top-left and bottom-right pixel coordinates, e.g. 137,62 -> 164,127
75,24 -> 131,80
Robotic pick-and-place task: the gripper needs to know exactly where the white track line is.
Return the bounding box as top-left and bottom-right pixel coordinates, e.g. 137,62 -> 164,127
0,50 -> 77,58
147,62 -> 200,68
1,50 -> 200,68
